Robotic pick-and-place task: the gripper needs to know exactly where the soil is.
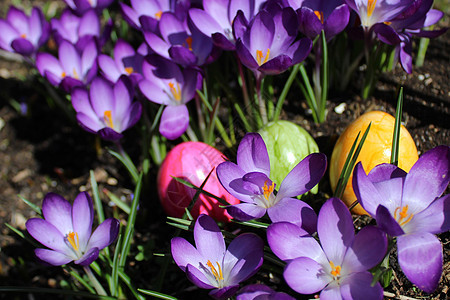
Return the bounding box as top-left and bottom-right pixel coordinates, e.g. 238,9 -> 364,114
0,2 -> 448,300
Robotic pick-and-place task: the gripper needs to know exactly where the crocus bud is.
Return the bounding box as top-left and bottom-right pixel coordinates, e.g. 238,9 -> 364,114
330,111 -> 418,214
157,141 -> 240,222
258,120 -> 319,193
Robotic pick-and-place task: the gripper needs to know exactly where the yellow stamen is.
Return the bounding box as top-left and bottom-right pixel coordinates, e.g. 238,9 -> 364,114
103,110 -> 114,128
394,205 -> 414,226
185,36 -> 193,51
61,71 -> 66,78
72,68 -> 79,79
367,0 -> 377,17
125,67 -> 134,74
314,11 -> 324,24
168,82 -> 182,101
262,181 -> 275,201
384,21 -> 392,25
256,48 -> 270,66
20,33 -> 27,38
207,260 -> 224,281
67,232 -> 79,251
155,10 -> 163,20
329,261 -> 341,277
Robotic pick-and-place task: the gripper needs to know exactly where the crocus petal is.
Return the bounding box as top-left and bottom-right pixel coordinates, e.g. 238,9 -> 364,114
76,111 -> 102,133
352,162 -> 386,216
235,38 -> 259,70
216,162 -> 254,203
267,197 -> 317,234
42,193 -> 73,235
35,53 -> 64,83
277,153 -> 327,199
375,205 -> 405,236
209,285 -> 240,300
34,248 -> 74,266
343,226 -> 387,273
397,232 -> 443,293
403,145 -> 450,214
226,203 -> 266,221
86,218 -> 119,251
188,8 -> 224,38
318,198 -> 354,264
11,38 -> 34,56
403,195 -> 450,235
72,192 -> 94,250
339,271 -> 383,300
98,54 -> 122,83
267,221 -> 326,263
297,7 -> 323,39
169,45 -> 198,66
249,11 -> 274,55
139,79 -> 171,105
75,247 -> 99,266
194,215 -> 225,264
224,233 -> 264,283
186,264 -> 216,289
236,133 -> 270,176
89,77 -> 113,117
78,10 -> 100,37
171,237 -> 205,271
26,218 -> 71,253
159,104 -> 190,140
284,257 -> 329,294
258,55 -> 293,75
324,4 -> 350,40
59,41 -> 81,77
98,127 -> 123,141
320,285 -> 343,300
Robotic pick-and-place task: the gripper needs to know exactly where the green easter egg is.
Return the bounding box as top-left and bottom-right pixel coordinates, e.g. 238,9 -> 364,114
258,120 -> 319,194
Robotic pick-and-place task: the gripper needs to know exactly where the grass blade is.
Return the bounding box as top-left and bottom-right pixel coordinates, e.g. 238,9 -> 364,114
391,87 -> 403,166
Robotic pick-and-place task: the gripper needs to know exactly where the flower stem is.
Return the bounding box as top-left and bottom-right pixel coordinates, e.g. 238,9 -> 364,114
256,75 -> 268,125
84,266 -> 107,296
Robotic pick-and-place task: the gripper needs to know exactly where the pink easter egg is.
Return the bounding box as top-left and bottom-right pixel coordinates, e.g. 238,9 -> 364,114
157,141 -> 239,222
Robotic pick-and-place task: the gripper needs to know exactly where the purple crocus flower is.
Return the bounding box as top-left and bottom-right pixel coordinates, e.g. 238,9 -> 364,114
0,6 -> 50,57
344,0 -> 410,28
188,0 -> 266,50
71,76 -> 142,141
51,9 -> 105,51
353,145 -> 450,293
35,38 -> 98,92
295,0 -> 350,40
120,0 -> 190,32
267,198 -> 387,299
98,39 -> 145,84
236,284 -> 295,300
26,192 -> 119,266
171,214 -> 264,299
63,0 -> 114,15
370,0 -> 446,73
138,55 -> 201,140
144,11 -> 215,67
234,5 -> 312,78
216,133 -> 326,233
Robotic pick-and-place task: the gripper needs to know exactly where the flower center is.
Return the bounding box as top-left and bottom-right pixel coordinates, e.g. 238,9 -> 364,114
125,67 -> 134,74
72,68 -> 79,80
256,49 -> 270,66
155,10 -> 162,20
103,110 -> 114,128
367,0 -> 377,17
207,260 -> 224,287
168,82 -> 182,101
262,181 -> 275,201
329,261 -> 341,278
394,205 -> 414,226
185,37 -> 193,51
314,11 -> 324,24
20,33 -> 27,38
61,71 -> 66,78
66,231 -> 79,251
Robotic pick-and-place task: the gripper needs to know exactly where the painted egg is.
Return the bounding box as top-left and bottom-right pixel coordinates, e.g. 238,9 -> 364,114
330,111 -> 419,214
157,141 -> 239,222
259,120 -> 320,193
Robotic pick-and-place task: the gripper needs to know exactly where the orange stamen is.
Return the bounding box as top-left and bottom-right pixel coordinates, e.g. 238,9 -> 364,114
256,49 -> 270,66
155,10 -> 162,20
168,82 -> 182,101
103,110 -> 114,128
20,33 -> 27,38
329,261 -> 341,277
61,71 -> 66,78
314,11 -> 324,24
67,232 -> 79,251
262,181 -> 275,200
394,205 -> 414,226
125,67 -> 134,74
367,0 -> 377,17
185,37 -> 193,51
207,260 -> 224,281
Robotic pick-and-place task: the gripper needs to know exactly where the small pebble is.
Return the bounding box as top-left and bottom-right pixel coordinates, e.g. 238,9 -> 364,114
334,103 -> 347,114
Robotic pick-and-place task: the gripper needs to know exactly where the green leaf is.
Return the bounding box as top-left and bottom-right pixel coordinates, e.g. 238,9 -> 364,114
391,87 -> 404,166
